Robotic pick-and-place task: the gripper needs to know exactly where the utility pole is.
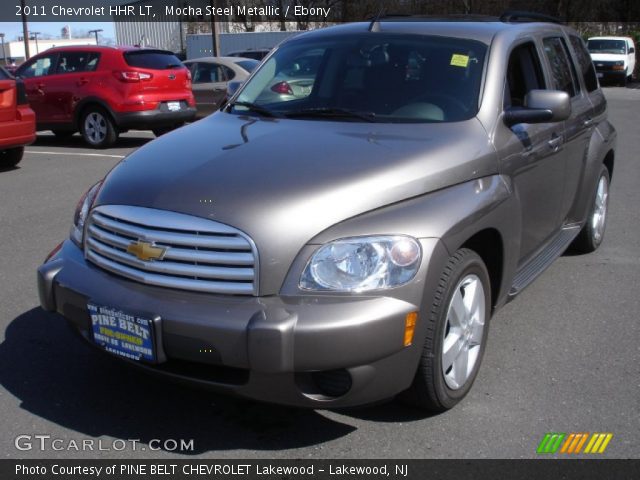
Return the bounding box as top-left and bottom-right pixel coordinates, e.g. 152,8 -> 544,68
209,0 -> 220,56
20,0 -> 30,59
88,29 -> 103,45
0,34 -> 6,66
31,32 -> 40,55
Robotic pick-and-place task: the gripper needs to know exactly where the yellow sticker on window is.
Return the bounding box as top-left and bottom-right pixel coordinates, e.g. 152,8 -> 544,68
450,54 -> 470,68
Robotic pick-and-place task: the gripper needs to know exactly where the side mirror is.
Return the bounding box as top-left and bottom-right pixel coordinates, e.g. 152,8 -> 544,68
629,47 -> 635,54
504,89 -> 571,127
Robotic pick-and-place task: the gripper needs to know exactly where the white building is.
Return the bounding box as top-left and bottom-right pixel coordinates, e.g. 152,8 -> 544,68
1,37 -> 97,64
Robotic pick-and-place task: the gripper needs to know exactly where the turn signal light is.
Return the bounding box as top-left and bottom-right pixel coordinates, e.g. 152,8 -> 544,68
404,312 -> 418,346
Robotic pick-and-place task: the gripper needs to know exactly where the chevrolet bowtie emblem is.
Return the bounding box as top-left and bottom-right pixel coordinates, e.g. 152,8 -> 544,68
126,241 -> 167,261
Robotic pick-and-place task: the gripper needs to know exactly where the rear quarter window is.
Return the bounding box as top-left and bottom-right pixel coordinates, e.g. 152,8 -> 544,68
123,50 -> 183,70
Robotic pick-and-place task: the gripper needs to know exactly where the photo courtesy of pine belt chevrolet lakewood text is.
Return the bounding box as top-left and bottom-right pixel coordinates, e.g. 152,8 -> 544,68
38,12 -> 615,411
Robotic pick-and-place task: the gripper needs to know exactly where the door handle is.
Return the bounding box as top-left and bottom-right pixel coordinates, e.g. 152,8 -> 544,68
77,78 -> 89,86
583,118 -> 594,127
548,135 -> 563,151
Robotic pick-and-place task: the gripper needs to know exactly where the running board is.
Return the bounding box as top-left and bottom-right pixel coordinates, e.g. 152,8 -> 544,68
509,226 -> 581,298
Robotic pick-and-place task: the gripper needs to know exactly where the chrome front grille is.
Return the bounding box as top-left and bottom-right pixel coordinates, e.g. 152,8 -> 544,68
85,205 -> 258,295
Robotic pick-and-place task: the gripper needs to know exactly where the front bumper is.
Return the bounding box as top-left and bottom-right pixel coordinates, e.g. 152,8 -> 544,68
38,239 -> 441,408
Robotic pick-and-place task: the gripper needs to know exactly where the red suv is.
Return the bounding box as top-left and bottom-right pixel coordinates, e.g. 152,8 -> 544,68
0,67 -> 36,169
16,46 -> 196,148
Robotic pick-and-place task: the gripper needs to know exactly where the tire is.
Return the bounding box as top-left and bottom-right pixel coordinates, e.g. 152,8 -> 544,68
0,147 -> 24,169
401,248 -> 491,412
80,107 -> 118,148
52,130 -> 75,139
571,165 -> 610,253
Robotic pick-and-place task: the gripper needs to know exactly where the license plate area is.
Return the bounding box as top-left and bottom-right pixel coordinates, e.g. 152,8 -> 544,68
88,303 -> 156,363
167,101 -> 181,111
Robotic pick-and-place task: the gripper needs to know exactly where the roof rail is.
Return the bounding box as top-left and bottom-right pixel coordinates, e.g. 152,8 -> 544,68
366,13 -> 499,23
499,10 -> 564,24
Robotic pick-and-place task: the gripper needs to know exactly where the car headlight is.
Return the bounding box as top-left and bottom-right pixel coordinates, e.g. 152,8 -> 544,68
615,61 -> 624,66
300,235 -> 422,292
70,181 -> 102,247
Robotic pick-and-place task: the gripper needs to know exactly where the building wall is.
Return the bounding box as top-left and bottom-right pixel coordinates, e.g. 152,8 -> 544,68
187,31 -> 299,59
4,38 -> 97,63
114,21 -> 185,53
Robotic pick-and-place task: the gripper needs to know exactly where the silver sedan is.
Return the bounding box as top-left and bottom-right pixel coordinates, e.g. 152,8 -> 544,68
183,57 -> 258,118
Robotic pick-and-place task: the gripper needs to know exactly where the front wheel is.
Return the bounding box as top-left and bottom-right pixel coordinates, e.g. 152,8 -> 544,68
571,165 -> 610,253
80,107 -> 118,148
0,147 -> 24,169
401,248 -> 491,411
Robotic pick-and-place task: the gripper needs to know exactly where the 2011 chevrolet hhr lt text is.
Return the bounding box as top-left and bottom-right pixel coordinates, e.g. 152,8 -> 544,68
38,14 -> 615,411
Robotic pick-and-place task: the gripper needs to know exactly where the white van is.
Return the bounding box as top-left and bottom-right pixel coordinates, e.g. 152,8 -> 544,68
587,36 -> 636,86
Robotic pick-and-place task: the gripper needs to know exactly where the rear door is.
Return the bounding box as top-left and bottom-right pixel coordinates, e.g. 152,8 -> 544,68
122,50 -> 191,109
188,61 -> 228,117
43,50 -> 97,123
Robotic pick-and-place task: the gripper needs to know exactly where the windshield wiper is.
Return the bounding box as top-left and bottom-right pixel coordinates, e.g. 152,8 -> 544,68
228,101 -> 280,118
283,107 -> 377,122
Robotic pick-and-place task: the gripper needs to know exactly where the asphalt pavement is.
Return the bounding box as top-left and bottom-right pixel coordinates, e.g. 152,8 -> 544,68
0,88 -> 638,459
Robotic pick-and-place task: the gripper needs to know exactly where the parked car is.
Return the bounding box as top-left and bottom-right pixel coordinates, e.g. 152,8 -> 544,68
183,57 -> 259,119
15,46 -> 196,148
38,14 -> 615,411
227,49 -> 271,61
0,67 -> 36,169
587,36 -> 636,85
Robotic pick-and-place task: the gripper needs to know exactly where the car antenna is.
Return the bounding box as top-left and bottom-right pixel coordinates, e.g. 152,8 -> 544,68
368,6 -> 385,32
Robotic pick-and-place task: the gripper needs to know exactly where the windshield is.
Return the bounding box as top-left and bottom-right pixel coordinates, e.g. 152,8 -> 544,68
587,39 -> 627,54
230,33 -> 487,123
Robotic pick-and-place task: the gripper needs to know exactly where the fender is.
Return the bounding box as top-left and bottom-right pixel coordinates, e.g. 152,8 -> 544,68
568,121 -> 616,225
73,96 -> 118,129
304,175 -> 521,309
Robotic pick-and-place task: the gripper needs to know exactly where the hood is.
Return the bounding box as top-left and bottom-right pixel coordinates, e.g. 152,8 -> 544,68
97,112 -> 496,294
590,53 -> 627,63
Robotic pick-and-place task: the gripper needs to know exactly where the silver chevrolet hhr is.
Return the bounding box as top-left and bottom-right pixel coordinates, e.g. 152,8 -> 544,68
38,14 -> 616,411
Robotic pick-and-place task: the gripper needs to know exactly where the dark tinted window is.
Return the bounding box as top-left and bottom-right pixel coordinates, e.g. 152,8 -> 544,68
543,37 -> 579,97
191,62 -> 224,83
505,42 -> 546,108
55,51 -> 97,74
86,52 -> 101,72
222,65 -> 236,81
124,50 -> 182,70
236,59 -> 259,73
570,36 -> 598,92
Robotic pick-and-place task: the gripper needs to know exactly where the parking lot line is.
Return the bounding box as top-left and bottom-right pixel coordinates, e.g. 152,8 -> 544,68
26,150 -> 126,159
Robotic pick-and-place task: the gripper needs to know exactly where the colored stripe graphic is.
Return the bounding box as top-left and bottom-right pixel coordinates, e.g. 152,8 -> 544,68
537,433 -> 566,454
538,433 -> 613,454
560,433 -> 589,454
584,433 -> 613,454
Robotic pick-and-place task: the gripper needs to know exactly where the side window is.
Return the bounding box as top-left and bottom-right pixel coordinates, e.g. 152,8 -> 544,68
505,42 -> 546,108
85,53 -> 101,72
543,37 -> 579,97
19,55 -> 55,78
192,63 -> 224,83
569,36 -> 598,92
55,52 -> 91,74
222,65 -> 236,81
